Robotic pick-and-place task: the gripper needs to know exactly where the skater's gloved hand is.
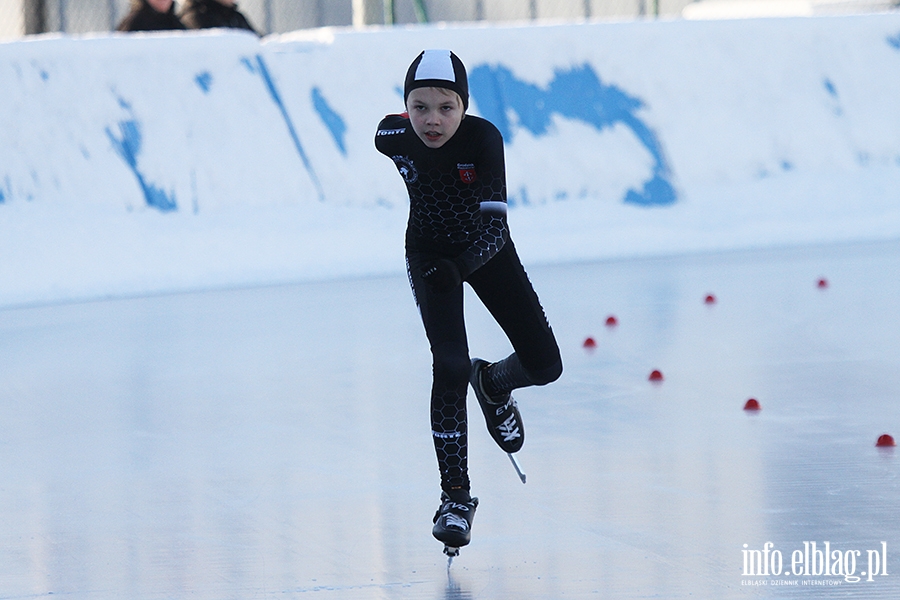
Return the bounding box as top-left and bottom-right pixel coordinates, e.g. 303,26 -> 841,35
421,259 -> 462,293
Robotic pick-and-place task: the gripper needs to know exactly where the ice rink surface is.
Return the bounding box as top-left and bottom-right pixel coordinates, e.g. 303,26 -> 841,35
2,239 -> 900,599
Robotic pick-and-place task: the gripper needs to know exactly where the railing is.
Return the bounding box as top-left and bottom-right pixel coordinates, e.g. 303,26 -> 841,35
2,0 -> 895,40
1,0 -> 681,39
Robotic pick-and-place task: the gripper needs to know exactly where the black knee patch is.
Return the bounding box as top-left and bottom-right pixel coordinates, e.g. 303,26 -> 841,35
431,342 -> 471,387
525,358 -> 563,387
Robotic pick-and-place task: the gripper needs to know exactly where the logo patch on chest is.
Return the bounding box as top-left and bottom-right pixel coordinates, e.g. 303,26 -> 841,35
393,155 -> 418,183
457,163 -> 477,183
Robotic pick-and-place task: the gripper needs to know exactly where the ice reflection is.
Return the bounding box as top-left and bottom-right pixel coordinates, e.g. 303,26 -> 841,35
444,563 -> 473,600
1,241 -> 899,598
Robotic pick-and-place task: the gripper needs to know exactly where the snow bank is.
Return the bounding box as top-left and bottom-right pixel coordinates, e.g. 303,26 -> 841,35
2,17 -> 900,306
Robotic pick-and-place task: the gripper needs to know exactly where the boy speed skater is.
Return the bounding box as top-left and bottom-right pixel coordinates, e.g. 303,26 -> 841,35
375,49 -> 562,554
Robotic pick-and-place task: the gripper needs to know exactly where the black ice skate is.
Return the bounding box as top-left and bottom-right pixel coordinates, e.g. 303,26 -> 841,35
470,358 -> 524,453
432,491 -> 478,556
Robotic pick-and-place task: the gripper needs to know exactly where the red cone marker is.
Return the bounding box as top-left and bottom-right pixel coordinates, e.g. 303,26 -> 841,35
743,398 -> 761,411
705,294 -> 716,304
876,434 -> 896,447
817,278 -> 828,289
583,337 -> 597,349
649,370 -> 663,382
605,315 -> 618,327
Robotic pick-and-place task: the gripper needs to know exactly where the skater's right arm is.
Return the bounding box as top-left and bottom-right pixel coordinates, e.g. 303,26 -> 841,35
374,113 -> 410,157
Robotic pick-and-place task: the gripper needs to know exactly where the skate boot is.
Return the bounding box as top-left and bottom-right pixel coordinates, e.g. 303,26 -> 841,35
432,490 -> 478,556
470,358 -> 524,453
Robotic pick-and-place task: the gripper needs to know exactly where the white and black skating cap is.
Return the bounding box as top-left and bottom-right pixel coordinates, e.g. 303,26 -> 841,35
404,49 -> 469,110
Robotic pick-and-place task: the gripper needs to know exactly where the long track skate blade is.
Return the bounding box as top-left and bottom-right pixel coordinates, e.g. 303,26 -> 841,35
443,545 -> 460,557
507,453 -> 527,484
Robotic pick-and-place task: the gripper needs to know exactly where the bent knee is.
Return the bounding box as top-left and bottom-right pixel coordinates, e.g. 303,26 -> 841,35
527,358 -> 563,387
431,343 -> 471,383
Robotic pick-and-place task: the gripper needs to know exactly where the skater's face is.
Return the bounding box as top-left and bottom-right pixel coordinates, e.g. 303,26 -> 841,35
146,0 -> 173,12
406,87 -> 464,149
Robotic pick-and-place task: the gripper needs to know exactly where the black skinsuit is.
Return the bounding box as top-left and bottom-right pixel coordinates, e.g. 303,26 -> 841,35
375,113 -> 561,493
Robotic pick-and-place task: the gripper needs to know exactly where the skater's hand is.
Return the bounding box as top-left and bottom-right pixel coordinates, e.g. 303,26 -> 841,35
421,259 -> 462,293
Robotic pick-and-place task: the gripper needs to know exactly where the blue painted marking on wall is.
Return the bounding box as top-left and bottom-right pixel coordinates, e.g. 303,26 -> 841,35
105,114 -> 177,212
0,175 -> 11,203
115,95 -> 132,110
245,54 -> 325,201
195,71 -> 213,93
517,187 -> 531,207
469,63 -> 676,207
823,78 -> 843,116
888,32 -> 900,50
311,87 -> 347,156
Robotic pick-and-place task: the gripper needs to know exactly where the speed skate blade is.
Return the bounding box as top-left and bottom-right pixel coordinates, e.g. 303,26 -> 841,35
508,453 -> 527,484
443,545 -> 460,557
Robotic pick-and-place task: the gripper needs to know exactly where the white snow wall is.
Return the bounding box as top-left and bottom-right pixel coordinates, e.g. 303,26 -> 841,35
2,16 -> 900,307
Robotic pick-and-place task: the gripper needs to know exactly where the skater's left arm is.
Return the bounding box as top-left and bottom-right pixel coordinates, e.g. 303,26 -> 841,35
454,123 -> 509,279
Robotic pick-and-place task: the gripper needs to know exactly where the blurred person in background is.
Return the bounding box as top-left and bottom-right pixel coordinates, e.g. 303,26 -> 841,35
179,0 -> 260,35
117,0 -> 186,32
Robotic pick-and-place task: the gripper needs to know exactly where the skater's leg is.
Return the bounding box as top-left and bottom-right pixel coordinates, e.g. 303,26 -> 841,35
467,241 -> 563,396
480,353 -> 538,397
407,252 -> 472,494
430,338 -> 471,492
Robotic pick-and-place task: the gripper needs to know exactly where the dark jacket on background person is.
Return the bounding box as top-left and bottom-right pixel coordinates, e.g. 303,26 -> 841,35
116,1 -> 186,32
179,0 -> 260,35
